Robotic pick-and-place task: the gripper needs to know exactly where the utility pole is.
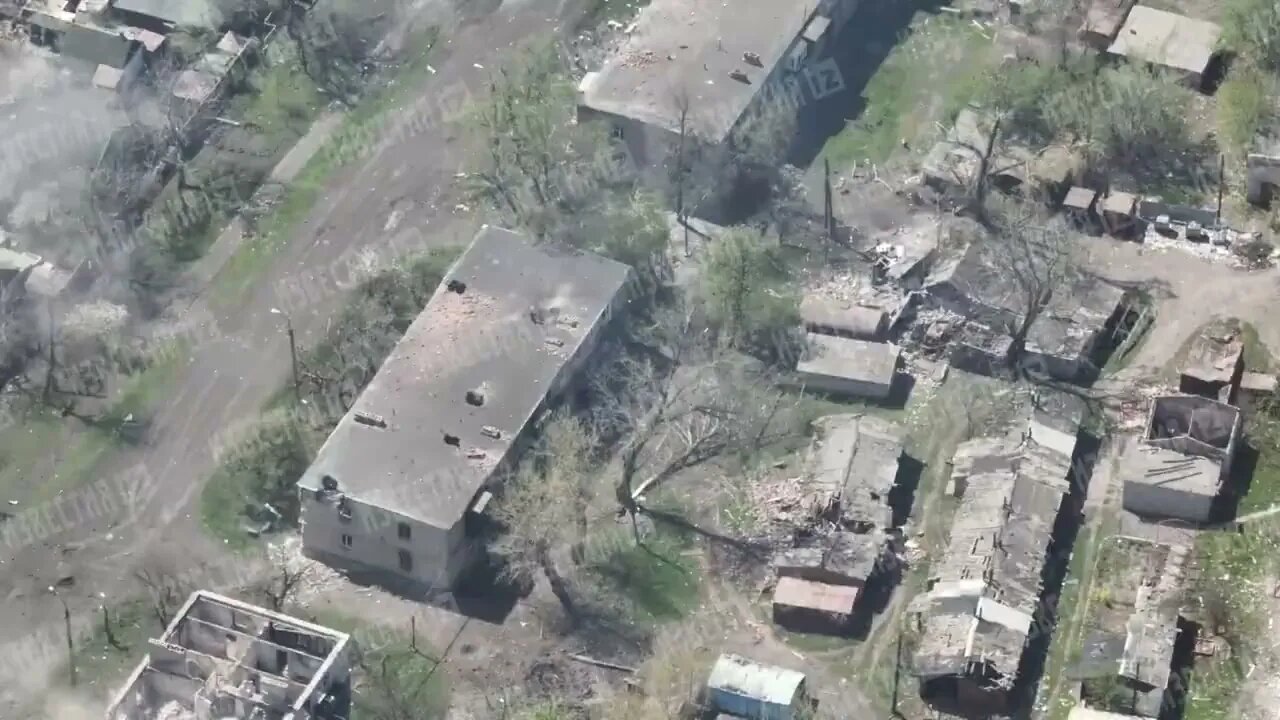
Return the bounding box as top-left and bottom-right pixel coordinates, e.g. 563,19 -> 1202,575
823,157 -> 833,263
287,318 -> 301,404
1215,153 -> 1226,230
54,591 -> 75,687
272,308 -> 302,404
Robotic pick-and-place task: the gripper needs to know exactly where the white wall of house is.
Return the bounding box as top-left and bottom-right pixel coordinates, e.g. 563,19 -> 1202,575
300,492 -> 472,592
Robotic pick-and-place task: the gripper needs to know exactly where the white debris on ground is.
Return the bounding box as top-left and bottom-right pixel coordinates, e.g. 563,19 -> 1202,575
59,301 -> 129,347
154,701 -> 198,720
268,536 -> 345,603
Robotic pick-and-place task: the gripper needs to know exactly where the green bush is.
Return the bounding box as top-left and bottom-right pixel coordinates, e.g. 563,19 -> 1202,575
1218,62 -> 1276,154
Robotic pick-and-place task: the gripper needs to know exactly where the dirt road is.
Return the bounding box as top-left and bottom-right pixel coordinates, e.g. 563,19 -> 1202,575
0,0 -> 577,710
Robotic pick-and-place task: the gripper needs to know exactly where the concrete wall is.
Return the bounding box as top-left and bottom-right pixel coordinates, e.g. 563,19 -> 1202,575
301,492 -> 466,592
1122,480 -> 1215,523
795,369 -> 892,401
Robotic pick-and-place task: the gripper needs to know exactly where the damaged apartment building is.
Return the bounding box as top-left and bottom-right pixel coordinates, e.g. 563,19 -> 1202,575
910,392 -> 1086,714
296,227 -> 631,594
921,227 -> 1127,382
770,414 -> 907,634
106,591 -> 351,720
576,0 -> 858,173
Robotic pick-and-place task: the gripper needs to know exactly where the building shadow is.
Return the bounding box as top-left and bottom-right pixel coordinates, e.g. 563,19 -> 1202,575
790,0 -> 951,167
1211,439 -> 1259,522
889,454 -> 925,528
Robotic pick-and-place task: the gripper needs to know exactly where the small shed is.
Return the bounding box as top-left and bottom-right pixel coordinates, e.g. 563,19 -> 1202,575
772,576 -> 859,634
1101,191 -> 1139,237
800,296 -> 889,340
1078,0 -> 1137,49
1107,6 -> 1223,89
706,654 -> 809,720
795,334 -> 899,401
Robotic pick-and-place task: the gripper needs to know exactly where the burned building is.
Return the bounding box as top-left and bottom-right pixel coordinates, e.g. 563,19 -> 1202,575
1177,320 -> 1245,403
924,234 -> 1126,381
911,400 -> 1082,712
1121,395 -> 1242,523
1075,537 -> 1192,718
106,591 -> 351,720
772,414 -> 906,633
297,227 -> 631,593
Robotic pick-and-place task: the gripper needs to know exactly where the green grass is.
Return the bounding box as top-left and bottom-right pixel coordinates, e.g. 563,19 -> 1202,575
1240,321 -> 1272,373
0,344 -> 187,506
1182,521 -> 1280,719
585,526 -> 701,624
59,599 -> 164,695
819,14 -> 996,168
1217,62 -> 1276,155
209,27 -> 441,310
576,0 -> 651,30
305,610 -> 450,720
1042,510 -> 1119,720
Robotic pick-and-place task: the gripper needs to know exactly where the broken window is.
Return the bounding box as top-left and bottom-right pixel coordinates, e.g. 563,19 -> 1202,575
341,534 -> 352,549
397,522 -> 411,541
398,549 -> 413,572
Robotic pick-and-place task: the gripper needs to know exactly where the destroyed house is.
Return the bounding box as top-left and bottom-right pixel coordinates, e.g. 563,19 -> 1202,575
21,0 -> 165,73
576,0 -> 856,166
1121,395 -> 1242,523
1177,321 -> 1245,403
106,591 -> 351,720
912,419 -> 1079,710
800,414 -> 905,530
926,236 -> 1125,381
297,227 -> 632,591
773,414 -> 905,632
1076,537 -> 1191,717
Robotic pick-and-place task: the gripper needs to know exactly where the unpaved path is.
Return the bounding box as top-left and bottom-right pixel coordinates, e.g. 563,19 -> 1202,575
0,0 -> 578,711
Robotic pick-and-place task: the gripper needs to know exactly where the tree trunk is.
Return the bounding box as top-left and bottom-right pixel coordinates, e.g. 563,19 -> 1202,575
536,543 -> 575,620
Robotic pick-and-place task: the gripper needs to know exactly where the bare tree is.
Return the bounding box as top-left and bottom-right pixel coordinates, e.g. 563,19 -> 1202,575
489,412 -> 598,619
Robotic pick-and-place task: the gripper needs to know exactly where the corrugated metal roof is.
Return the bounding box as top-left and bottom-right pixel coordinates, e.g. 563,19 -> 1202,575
707,654 -> 805,707
773,576 -> 859,615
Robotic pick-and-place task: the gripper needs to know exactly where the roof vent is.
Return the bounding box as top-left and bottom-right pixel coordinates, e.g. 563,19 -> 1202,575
729,69 -> 750,84
447,279 -> 467,294
480,425 -> 501,440
743,51 -> 762,67
354,411 -> 387,429
465,389 -> 485,407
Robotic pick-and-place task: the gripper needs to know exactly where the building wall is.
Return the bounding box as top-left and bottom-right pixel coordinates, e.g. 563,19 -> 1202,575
301,493 -> 468,592
795,369 -> 892,401
1122,480 -> 1214,523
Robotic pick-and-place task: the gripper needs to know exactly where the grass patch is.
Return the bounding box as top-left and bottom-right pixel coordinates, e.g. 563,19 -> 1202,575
305,610 -> 450,720
819,14 -> 996,168
0,344 -> 187,506
575,0 -> 650,31
209,27 -> 441,310
1217,62 -> 1276,155
61,599 -> 164,694
1182,521 -> 1280,719
1042,509 -> 1120,720
1239,321 -> 1271,372
586,526 -> 701,624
